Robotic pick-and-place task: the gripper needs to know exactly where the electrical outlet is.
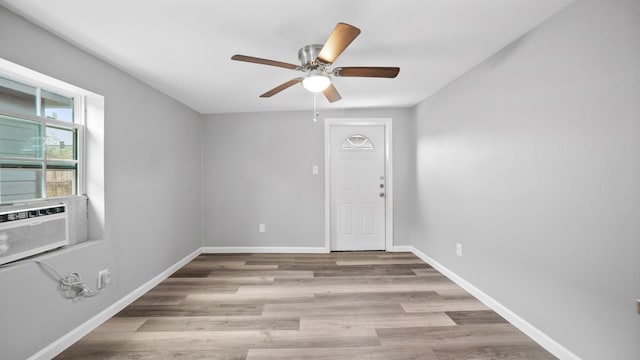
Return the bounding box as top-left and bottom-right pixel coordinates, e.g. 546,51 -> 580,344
456,243 -> 463,257
259,223 -> 266,233
312,165 -> 319,175
97,268 -> 111,290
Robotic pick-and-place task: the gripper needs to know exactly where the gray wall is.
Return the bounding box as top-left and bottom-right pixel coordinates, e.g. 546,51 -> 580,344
0,7 -> 202,359
202,108 -> 413,249
410,0 -> 640,358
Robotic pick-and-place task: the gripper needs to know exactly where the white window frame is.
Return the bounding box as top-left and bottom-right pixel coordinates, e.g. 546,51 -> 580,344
0,62 -> 86,203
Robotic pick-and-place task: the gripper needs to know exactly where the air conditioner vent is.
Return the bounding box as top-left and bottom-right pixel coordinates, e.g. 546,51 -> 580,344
0,205 -> 66,223
0,203 -> 69,265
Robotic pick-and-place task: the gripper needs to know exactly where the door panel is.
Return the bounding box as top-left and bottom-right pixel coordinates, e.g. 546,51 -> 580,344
330,125 -> 385,251
339,204 -> 353,236
362,204 -> 375,235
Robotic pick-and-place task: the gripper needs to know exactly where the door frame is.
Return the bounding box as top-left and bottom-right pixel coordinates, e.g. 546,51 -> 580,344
324,118 -> 393,251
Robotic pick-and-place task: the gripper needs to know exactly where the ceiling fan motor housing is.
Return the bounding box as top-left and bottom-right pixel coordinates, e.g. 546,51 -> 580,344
298,44 -> 325,67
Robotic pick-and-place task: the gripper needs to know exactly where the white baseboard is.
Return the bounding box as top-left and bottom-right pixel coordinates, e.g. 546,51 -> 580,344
202,246 -> 329,254
408,246 -> 581,360
29,248 -> 202,360
389,245 -> 414,252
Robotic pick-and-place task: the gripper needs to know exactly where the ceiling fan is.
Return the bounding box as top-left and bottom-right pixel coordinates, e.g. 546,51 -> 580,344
231,22 -> 400,103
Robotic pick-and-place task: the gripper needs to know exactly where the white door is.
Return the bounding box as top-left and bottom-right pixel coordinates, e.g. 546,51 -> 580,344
330,125 -> 386,250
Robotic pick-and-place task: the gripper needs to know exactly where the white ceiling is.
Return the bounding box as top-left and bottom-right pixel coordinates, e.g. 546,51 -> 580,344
1,0 -> 573,114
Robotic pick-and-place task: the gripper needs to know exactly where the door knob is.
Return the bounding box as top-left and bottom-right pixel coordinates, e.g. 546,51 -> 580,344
379,184 -> 385,188
379,192 -> 385,197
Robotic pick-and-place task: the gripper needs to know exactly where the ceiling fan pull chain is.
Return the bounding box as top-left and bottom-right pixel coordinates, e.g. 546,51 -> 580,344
313,91 -> 318,122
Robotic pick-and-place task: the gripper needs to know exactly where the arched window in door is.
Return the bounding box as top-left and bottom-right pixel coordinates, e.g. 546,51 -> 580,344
341,134 -> 374,151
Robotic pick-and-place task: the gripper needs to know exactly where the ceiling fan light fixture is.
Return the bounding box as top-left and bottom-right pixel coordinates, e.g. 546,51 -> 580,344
302,72 -> 331,92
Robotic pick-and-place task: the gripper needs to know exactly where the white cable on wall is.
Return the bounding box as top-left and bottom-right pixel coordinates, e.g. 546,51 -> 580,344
1,259 -> 106,302
35,260 -> 105,301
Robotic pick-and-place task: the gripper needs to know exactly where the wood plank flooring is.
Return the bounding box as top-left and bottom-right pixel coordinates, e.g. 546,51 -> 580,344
56,252 -> 556,360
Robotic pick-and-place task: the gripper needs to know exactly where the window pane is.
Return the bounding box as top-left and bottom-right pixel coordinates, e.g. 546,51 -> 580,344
46,127 -> 75,160
46,168 -> 76,197
342,134 -> 374,151
0,114 -> 43,159
0,76 -> 37,117
0,161 -> 43,203
41,90 -> 74,122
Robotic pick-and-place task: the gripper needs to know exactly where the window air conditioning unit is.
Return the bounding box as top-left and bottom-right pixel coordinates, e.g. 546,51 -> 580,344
0,204 -> 69,266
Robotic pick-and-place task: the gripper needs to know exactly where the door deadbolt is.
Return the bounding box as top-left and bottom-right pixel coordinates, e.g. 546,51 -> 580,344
379,184 -> 385,188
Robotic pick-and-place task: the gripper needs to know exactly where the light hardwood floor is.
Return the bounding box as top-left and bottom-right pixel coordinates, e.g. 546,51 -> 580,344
56,252 -> 556,359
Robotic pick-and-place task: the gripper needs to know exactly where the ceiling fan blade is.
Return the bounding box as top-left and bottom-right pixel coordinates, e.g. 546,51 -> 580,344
260,78 -> 303,98
231,55 -> 299,70
334,67 -> 400,78
317,23 -> 361,64
322,84 -> 342,103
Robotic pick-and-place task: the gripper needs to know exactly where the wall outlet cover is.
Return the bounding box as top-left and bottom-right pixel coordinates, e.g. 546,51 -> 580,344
456,243 -> 463,257
97,268 -> 111,289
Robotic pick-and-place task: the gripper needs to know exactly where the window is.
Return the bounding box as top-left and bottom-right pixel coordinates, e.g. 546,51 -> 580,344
341,134 -> 374,151
0,75 -> 83,204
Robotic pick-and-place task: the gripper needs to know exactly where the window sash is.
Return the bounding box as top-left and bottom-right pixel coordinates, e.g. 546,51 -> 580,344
0,99 -> 84,204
